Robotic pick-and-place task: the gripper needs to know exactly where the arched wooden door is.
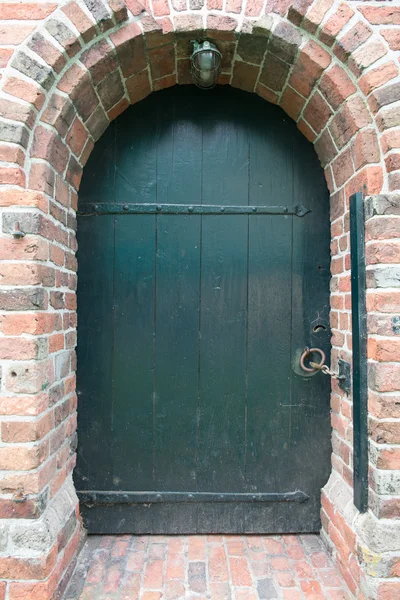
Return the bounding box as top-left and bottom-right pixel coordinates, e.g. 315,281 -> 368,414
76,86 -> 331,534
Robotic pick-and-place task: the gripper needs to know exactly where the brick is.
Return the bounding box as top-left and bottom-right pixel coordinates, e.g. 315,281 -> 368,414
381,29 -> 400,51
231,61 -> 259,93
11,51 -> 55,91
303,0 -> 334,35
45,18 -> 82,58
268,21 -> 303,64
0,23 -> 35,45
208,546 -> 229,581
352,129 -> 380,170
244,0 -> 263,17
148,43 -> 175,80
2,414 -> 53,443
329,97 -> 371,149
370,363 -> 400,393
62,2 -> 97,43
377,105 -> 400,132
287,0 -> 313,26
28,33 -> 66,74
303,92 -> 332,134
289,40 -> 331,97
58,66 -> 98,123
315,130 -> 336,167
334,20 -> 372,60
80,39 -> 118,85
66,117 -> 88,158
2,77 -> 45,110
0,145 -> 25,166
0,3 -> 57,19
0,48 -> 13,69
358,62 -> 399,96
41,93 -> 75,137
358,7 -> 400,26
32,127 -> 70,174
0,313 -> 58,336
65,156 -> 83,191
237,34 -> 269,66
0,337 -> 46,361
126,69 -> 152,104
225,0 -> 242,12
332,148 -> 354,188
111,25 -> 146,77
280,87 -> 305,121
369,81 -> 400,114
0,166 -> 25,186
256,84 -> 278,105
319,65 -> 356,111
367,240 -> 400,265
349,41 -> 388,77
382,130 -> 400,155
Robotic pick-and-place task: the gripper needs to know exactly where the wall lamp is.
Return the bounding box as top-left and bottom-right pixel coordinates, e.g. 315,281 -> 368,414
191,40 -> 222,89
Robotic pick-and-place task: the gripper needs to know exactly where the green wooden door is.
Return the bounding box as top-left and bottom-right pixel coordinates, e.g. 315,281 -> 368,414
76,86 -> 331,534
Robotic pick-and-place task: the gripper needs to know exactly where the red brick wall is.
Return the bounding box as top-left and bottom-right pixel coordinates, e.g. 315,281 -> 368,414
0,1 -> 399,598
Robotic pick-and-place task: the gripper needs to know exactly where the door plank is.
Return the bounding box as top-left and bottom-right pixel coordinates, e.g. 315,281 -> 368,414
75,214 -> 115,490
245,215 -> 292,493
197,215 -> 248,493
154,214 -> 201,490
112,215 -> 156,490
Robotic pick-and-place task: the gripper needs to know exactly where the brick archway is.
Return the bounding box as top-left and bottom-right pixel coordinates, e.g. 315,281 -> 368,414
0,1 -> 399,598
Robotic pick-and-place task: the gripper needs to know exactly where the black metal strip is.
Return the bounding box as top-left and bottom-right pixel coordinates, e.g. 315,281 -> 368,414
78,490 -> 309,505
350,191 -> 368,513
77,203 -> 310,217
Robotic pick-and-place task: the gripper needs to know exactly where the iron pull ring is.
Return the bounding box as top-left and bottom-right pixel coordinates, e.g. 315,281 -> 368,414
300,347 -> 326,373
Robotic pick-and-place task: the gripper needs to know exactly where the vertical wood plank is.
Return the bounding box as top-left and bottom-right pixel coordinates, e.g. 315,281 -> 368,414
245,215 -> 292,492
112,215 -> 156,490
115,98 -> 158,204
154,214 -> 201,490
75,214 -> 115,490
197,215 -> 248,492
156,87 -> 203,206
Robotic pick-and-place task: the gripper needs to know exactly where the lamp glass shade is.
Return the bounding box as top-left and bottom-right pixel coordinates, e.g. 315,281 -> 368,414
191,41 -> 221,89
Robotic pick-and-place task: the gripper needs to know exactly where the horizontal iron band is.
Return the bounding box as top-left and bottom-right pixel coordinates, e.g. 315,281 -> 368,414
77,490 -> 309,505
78,203 -> 310,217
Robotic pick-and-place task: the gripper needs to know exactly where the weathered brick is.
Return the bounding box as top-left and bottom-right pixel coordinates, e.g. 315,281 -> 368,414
280,86 -> 305,121
11,52 -> 55,91
28,32 -> 66,74
80,39 -> 118,85
329,97 -> 371,149
32,127 -> 70,174
2,77 -> 45,110
303,92 -> 333,134
65,117 -> 88,158
381,28 -> 400,51
348,40 -> 388,77
303,0 -> 334,34
289,40 -> 331,97
319,65 -> 356,111
62,2 -> 97,43
268,21 -> 303,64
231,61 -> 259,93
358,62 -> 399,96
334,20 -> 372,61
358,6 -> 400,26
259,53 -> 289,91
126,69 -> 152,104
0,3 -> 57,19
352,129 -> 380,170
377,105 -> 400,131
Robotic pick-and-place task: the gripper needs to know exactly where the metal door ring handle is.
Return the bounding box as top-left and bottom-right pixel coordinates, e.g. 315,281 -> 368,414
300,347 -> 326,373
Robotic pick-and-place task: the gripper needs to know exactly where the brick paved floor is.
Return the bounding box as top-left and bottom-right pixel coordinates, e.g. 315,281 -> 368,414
64,534 -> 352,600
